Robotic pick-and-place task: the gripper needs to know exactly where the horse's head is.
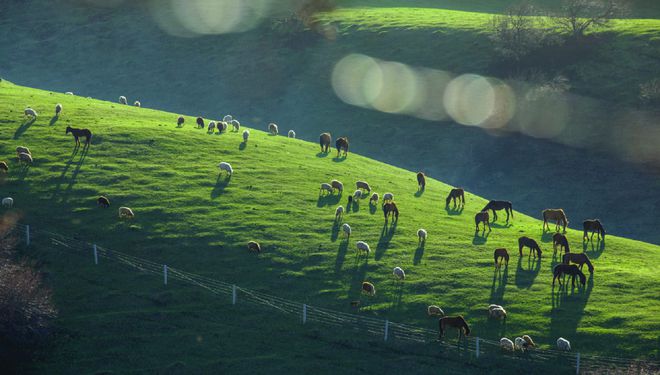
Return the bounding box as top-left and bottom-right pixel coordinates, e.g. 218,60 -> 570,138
65,126 -> 71,134
578,272 -> 586,287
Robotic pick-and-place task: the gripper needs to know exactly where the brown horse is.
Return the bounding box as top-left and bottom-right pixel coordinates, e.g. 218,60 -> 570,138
475,211 -> 491,232
583,219 -> 605,241
562,253 -> 594,273
438,316 -> 470,340
494,248 -> 509,269
553,264 -> 586,288
543,209 -> 569,232
483,200 -> 513,222
383,202 -> 399,224
518,236 -> 542,258
319,132 -> 332,153
445,188 -> 465,207
417,172 -> 426,191
335,137 -> 349,157
66,126 -> 92,146
196,116 -> 204,128
552,233 -> 570,256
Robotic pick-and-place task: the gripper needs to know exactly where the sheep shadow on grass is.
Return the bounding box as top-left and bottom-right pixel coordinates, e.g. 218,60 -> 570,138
369,203 -> 377,215
49,115 -> 59,126
413,242 -> 425,265
316,152 -> 329,158
330,220 -> 340,242
239,142 -> 247,151
414,189 -> 424,198
514,256 -> 541,289
316,193 -> 341,208
13,118 -> 36,139
211,174 -> 231,199
334,239 -> 349,274
332,156 -> 347,163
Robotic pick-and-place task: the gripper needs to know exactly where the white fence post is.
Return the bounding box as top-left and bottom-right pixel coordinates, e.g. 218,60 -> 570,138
302,304 -> 307,324
232,285 -> 237,305
384,320 -> 389,341
25,225 -> 30,246
93,244 -> 98,265
163,265 -> 168,285
576,352 -> 580,375
476,337 -> 480,358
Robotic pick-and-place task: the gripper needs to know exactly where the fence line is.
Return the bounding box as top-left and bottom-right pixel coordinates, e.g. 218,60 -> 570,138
10,222 -> 660,373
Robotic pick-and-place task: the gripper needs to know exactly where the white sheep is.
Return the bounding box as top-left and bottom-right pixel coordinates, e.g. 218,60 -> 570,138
18,152 -> 33,164
522,335 -> 536,349
65,91 -> 73,95
208,121 -> 216,132
118,207 -> 134,219
557,337 -> 571,351
134,100 -> 141,107
383,192 -> 394,202
218,162 -> 233,176
119,96 -> 128,104
231,119 -> 240,131
24,107 -> 38,118
356,241 -> 370,255
331,180 -> 343,193
500,338 -> 515,352
393,266 -> 405,280
335,205 -> 344,220
417,228 -> 427,242
2,197 -> 13,208
342,223 -> 351,238
223,115 -> 233,123
55,103 -> 62,115
320,183 -> 333,195
288,130 -> 296,138
514,337 -> 525,351
268,123 -> 278,135
356,181 -> 371,192
353,190 -> 362,200
218,121 -> 227,132
369,193 -> 379,205
489,306 -> 507,320
242,129 -> 250,142
427,305 -> 444,317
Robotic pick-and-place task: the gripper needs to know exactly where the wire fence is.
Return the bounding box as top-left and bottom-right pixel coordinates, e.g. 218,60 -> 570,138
9,222 -> 660,374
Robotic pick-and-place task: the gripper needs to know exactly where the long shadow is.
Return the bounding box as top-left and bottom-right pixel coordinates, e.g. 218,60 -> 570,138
490,222 -> 512,229
514,255 -> 541,289
351,199 -> 360,213
550,274 -> 594,346
375,221 -> 397,261
369,202 -> 377,215
444,205 -> 464,216
330,220 -> 340,242
414,189 -> 424,198
316,193 -> 341,208
211,174 -> 231,199
489,267 -> 509,305
540,230 -> 554,243
62,145 -> 91,198
332,156 -> 347,163
50,146 -> 80,199
348,257 -> 370,305
334,239 -> 349,274
583,238 -> 605,259
13,118 -> 36,139
49,115 -> 59,126
238,142 -> 247,151
391,280 -> 404,310
472,229 -> 490,245
316,152 -> 329,158
413,242 -> 425,265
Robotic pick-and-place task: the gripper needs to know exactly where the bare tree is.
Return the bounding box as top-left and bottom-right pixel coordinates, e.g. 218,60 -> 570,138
489,3 -> 551,62
555,0 -> 627,39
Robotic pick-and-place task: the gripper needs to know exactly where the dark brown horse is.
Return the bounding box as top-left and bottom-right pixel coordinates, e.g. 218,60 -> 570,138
475,211 -> 491,232
319,132 -> 332,153
383,201 -> 399,224
518,236 -> 542,258
483,200 -> 513,222
445,188 -> 465,207
66,126 -> 92,146
417,172 -> 426,191
438,316 -> 470,340
335,137 -> 349,157
562,253 -> 594,273
543,209 -> 568,232
553,264 -> 586,288
552,233 -> 570,255
583,220 -> 605,241
494,248 -> 509,269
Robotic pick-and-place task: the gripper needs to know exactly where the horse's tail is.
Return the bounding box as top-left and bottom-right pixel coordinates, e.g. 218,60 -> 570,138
462,318 -> 471,336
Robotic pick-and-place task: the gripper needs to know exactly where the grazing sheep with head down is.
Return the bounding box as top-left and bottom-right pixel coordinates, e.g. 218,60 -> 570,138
0,161 -> 8,173
356,241 -> 370,255
242,129 -> 250,142
490,307 -> 507,320
223,115 -> 233,123
361,281 -> 375,296
500,338 -> 515,352
55,103 -> 62,116
382,192 -> 393,202
119,96 -> 127,104
268,123 -> 278,135
218,121 -> 228,132
18,152 -> 33,164
331,180 -> 343,194
24,107 -> 38,118
218,162 -> 233,176
356,181 -> 371,192
342,223 -> 351,238
392,266 -> 405,280
208,121 -> 216,132
557,337 -> 571,351
427,305 -> 444,317
16,146 -> 30,156
65,92 -> 73,95
288,130 -> 296,138
118,207 -> 134,219
522,335 -> 535,349
97,196 -> 110,208
369,193 -> 379,205
177,116 -> 185,126
247,241 -> 261,253
417,229 -> 427,243
353,190 -> 362,200
416,172 -> 426,191
335,205 -> 344,221
196,117 -> 205,128
320,183 -> 333,195
231,119 -> 240,131
134,100 -> 141,107
2,197 -> 13,208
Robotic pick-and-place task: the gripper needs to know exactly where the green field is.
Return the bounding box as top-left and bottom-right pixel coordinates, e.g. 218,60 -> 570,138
1,80 -> 659,372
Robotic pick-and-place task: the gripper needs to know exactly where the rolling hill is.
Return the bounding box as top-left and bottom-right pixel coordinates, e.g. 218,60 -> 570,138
1,80 -> 659,373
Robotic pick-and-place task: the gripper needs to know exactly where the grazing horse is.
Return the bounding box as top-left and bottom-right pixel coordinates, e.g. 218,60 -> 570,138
475,211 -> 491,232
518,236 -> 542,258
319,132 -> 332,153
562,253 -> 594,273
438,316 -> 470,340
335,137 -> 349,157
494,248 -> 509,269
416,172 -> 426,191
543,209 -> 569,232
583,220 -> 605,241
482,200 -> 513,222
445,188 -> 465,207
553,264 -> 586,288
65,126 -> 92,146
552,233 -> 570,255
383,202 -> 399,224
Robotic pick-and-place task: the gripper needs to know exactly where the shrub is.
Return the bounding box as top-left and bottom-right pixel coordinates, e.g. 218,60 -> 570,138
639,79 -> 660,107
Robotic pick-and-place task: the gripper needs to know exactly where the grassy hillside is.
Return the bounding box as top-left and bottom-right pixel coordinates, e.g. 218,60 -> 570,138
0,81 -> 659,373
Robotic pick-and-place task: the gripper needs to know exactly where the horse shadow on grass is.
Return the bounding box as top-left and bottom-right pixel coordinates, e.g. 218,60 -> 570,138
489,267 -> 509,305
514,256 -> 541,289
316,193 -> 341,208
540,230 -> 555,243
413,242 -> 425,265
13,118 -> 36,139
444,205 -> 464,216
490,222 -> 512,229
472,229 -> 490,245
583,239 -> 605,259
550,273 -> 593,343
316,152 -> 329,158
332,155 -> 347,163
211,174 -> 231,199
62,145 -> 91,196
334,238 -> 349,274
375,221 -> 397,261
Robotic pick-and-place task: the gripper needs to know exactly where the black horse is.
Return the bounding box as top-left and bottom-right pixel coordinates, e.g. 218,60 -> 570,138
335,137 -> 349,157
319,132 -> 332,153
552,264 -> 586,288
66,126 -> 92,146
583,219 -> 605,241
482,200 -> 513,222
445,188 -> 465,207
